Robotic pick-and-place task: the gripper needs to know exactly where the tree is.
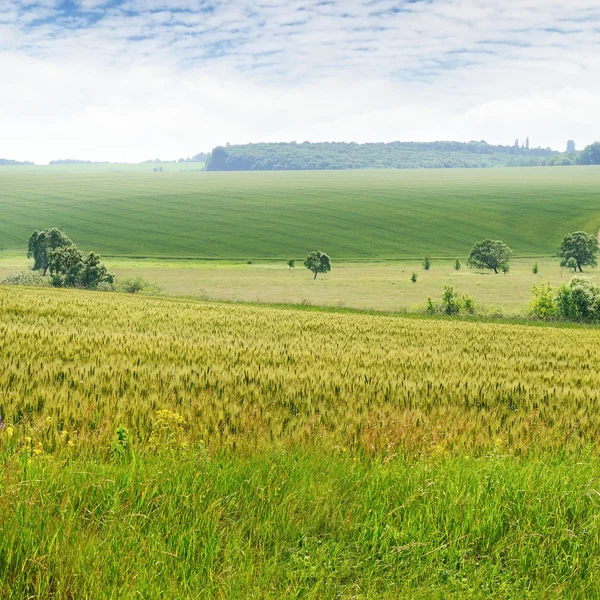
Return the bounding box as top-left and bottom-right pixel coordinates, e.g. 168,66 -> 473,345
454,259 -> 461,271
287,259 -> 295,271
566,140 -> 576,153
578,142 -> 600,165
28,229 -> 72,275
557,231 -> 598,272
411,272 -> 417,283
304,251 -> 331,279
532,261 -> 538,274
422,256 -> 431,270
466,239 -> 512,274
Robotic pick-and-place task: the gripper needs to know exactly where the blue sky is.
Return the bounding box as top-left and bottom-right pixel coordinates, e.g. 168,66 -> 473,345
1,0 -> 599,162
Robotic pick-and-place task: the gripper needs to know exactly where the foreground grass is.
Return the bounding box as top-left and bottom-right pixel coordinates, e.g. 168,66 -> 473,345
1,167 -> 599,259
2,450 -> 600,599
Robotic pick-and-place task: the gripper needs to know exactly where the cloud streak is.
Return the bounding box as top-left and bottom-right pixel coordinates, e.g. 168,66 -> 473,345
1,0 -> 599,162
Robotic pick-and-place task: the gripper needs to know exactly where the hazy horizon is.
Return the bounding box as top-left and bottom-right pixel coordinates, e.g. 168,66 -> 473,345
2,0 -> 599,164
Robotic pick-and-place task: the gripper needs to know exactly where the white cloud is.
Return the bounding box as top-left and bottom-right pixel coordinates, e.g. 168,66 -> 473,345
0,0 -> 599,162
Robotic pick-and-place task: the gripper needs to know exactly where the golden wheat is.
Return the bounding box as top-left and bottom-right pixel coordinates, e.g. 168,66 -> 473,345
1,286 -> 600,457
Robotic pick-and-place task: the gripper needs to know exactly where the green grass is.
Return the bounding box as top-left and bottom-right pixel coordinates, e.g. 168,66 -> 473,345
1,167 -> 599,259
1,254 -> 592,313
3,451 -> 600,598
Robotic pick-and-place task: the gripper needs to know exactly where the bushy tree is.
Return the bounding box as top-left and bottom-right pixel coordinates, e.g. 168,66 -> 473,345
454,259 -> 461,271
411,272 -> 417,283
532,261 -> 538,274
28,229 -> 72,275
287,259 -> 295,271
304,251 -> 331,280
557,231 -> 598,272
422,256 -> 431,270
466,240 -> 512,274
555,277 -> 600,321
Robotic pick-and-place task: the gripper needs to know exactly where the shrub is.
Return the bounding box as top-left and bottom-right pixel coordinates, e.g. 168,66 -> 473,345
454,259 -> 461,271
462,293 -> 475,315
532,261 -> 538,274
1,271 -> 46,287
115,277 -> 158,294
527,282 -> 556,319
441,285 -> 460,315
411,272 -> 417,283
426,297 -> 435,314
555,277 -> 600,322
422,256 -> 431,271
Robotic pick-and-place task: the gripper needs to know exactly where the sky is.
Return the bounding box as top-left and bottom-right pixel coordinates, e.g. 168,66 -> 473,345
1,0 -> 599,164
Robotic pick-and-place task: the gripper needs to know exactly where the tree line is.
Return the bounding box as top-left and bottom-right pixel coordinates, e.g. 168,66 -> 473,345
205,140 -> 560,171
203,141 -> 600,172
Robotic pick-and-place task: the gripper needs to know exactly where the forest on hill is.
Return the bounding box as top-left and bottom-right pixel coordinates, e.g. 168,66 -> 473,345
204,140 -> 573,171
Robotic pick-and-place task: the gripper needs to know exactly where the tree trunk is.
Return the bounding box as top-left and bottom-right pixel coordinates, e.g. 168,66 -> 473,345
493,267 -> 498,274
314,271 -> 317,280
578,264 -> 583,272
43,266 -> 48,276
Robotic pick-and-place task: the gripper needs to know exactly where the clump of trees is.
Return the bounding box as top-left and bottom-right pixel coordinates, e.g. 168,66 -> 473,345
28,229 -> 113,289
466,240 -> 512,274
304,251 -> 331,279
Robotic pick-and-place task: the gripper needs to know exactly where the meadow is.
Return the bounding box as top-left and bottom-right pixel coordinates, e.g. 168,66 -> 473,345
0,254 -> 590,313
1,166 -> 599,260
3,286 -> 600,597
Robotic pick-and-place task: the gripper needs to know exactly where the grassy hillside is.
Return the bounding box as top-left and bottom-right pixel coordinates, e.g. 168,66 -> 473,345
3,287 -> 600,597
1,167 -> 599,259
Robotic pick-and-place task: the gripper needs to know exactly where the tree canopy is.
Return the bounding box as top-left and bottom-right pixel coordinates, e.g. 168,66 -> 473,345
28,229 -> 72,275
557,231 -> 598,272
466,240 -> 513,274
304,251 -> 331,280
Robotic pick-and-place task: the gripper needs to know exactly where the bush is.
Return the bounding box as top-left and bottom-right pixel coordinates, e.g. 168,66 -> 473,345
441,285 -> 461,315
422,256 -> 431,271
454,259 -> 461,271
1,271 -> 46,287
555,277 -> 600,322
411,272 -> 417,283
532,261 -> 538,274
527,282 -> 556,320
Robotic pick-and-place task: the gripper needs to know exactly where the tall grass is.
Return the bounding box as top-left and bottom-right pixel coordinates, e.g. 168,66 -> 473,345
2,450 -> 600,598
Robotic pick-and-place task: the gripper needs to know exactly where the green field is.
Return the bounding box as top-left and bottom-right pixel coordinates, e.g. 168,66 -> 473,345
3,287 -> 600,597
1,167 -> 599,259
